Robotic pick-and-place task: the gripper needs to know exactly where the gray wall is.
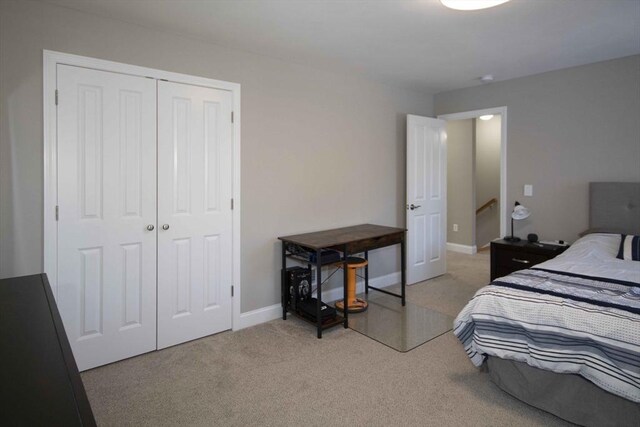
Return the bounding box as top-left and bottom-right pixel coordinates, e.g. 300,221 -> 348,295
436,55 -> 640,243
446,119 -> 474,246
475,115 -> 501,248
0,0 -> 433,312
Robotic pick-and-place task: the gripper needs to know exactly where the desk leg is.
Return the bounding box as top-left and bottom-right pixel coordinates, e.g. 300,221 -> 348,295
401,237 -> 406,306
316,250 -> 322,339
282,242 -> 287,320
343,245 -> 349,329
364,250 -> 369,294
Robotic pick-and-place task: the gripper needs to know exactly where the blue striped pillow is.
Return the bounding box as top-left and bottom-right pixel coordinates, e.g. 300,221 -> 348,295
617,235 -> 640,261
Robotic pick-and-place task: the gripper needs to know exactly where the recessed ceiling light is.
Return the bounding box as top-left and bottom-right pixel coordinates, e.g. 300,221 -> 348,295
441,0 -> 510,11
479,115 -> 494,121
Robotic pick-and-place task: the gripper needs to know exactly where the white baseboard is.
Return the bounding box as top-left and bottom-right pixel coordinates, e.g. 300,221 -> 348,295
234,303 -> 282,331
446,242 -> 477,254
233,271 -> 400,331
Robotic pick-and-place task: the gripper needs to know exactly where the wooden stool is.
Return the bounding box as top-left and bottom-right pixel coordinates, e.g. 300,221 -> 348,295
335,257 -> 368,313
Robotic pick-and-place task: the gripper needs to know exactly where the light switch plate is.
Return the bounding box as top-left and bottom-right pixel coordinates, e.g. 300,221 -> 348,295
524,185 -> 533,197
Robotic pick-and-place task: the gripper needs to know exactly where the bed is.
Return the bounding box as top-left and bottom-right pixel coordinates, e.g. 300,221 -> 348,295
454,183 -> 640,426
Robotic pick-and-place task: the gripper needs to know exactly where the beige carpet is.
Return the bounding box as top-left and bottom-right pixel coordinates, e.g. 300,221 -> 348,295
81,251 -> 572,426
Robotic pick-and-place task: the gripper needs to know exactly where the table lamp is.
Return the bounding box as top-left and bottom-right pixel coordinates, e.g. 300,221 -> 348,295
504,201 -> 530,242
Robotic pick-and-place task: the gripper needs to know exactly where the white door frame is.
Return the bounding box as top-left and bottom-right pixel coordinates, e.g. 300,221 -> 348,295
43,50 -> 243,331
437,106 -> 508,240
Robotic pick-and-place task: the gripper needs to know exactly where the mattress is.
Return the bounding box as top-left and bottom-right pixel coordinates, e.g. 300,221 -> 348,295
454,233 -> 640,403
486,357 -> 640,427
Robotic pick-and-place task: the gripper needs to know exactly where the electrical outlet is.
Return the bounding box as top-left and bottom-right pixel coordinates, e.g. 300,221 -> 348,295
453,224 -> 459,232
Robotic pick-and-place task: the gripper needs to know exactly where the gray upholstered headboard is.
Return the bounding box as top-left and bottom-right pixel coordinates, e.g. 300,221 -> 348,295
589,182 -> 640,234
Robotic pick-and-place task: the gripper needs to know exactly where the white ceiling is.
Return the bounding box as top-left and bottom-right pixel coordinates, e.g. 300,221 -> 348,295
42,0 -> 640,93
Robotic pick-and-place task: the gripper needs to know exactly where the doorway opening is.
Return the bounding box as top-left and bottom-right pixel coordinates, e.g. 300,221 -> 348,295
438,107 -> 507,254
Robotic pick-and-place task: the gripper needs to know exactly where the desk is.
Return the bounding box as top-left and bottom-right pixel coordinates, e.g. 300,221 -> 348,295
278,224 -> 406,338
0,274 -> 95,425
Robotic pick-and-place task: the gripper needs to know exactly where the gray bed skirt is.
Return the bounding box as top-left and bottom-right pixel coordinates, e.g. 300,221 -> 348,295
486,357 -> 640,426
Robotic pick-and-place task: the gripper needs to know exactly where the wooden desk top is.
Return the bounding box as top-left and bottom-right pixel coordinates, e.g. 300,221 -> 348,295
278,223 -> 405,250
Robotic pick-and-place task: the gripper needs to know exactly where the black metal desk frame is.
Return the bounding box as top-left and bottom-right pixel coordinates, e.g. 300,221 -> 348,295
278,224 -> 406,338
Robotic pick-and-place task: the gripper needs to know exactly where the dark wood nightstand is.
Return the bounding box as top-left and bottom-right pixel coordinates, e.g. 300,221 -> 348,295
490,239 -> 569,281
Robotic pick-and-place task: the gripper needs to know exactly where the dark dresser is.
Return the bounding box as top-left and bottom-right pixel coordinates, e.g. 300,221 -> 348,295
490,240 -> 569,281
0,274 -> 95,426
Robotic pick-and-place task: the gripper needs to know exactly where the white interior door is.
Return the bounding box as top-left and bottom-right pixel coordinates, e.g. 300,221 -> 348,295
56,64 -> 157,370
406,115 -> 447,284
157,81 -> 234,349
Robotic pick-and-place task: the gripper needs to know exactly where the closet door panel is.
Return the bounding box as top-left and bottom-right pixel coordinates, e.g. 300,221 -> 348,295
157,81 -> 233,349
56,65 -> 157,371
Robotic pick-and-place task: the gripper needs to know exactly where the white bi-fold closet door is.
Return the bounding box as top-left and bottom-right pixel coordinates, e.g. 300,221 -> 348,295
56,64 -> 233,371
157,81 -> 233,349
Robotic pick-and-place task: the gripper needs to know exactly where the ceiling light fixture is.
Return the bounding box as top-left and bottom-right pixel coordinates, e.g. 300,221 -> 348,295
479,115 -> 494,121
480,74 -> 494,83
441,0 -> 510,11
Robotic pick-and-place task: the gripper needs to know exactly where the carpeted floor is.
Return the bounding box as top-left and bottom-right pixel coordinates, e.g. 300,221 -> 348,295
81,251 -> 572,426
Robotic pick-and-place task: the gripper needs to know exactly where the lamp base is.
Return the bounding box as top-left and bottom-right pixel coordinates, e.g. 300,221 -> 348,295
503,236 -> 521,242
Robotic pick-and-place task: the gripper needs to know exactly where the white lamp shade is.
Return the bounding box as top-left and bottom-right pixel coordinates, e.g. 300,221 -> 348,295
511,205 -> 531,220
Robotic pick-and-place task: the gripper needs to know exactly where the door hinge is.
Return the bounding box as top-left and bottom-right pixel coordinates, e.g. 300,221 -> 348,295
231,111 -> 234,123
231,198 -> 234,210
55,205 -> 59,221
55,90 -> 58,106
231,286 -> 234,297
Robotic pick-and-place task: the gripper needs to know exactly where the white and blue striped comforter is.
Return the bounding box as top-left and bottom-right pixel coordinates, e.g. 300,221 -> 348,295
454,267 -> 640,403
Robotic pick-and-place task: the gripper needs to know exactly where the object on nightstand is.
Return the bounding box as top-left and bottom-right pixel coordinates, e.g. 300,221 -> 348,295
539,240 -> 570,247
504,201 -> 531,242
527,233 -> 539,243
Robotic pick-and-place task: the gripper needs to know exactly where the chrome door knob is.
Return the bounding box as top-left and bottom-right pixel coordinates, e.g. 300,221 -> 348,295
409,204 -> 422,211
162,224 -> 170,230
146,224 -> 155,231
